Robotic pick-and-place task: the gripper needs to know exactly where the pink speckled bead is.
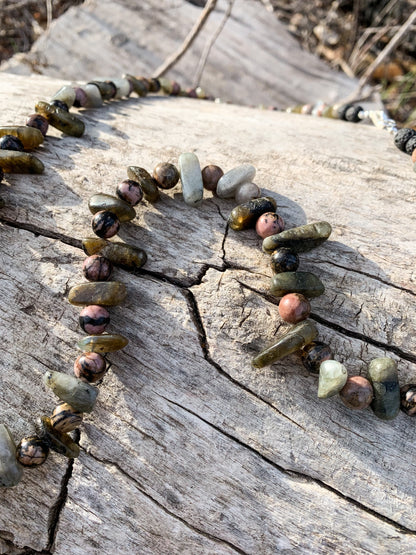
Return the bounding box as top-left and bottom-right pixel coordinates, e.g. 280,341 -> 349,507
116,179 -> 143,206
255,212 -> 284,238
79,305 -> 110,334
73,87 -> 88,108
278,293 -> 311,324
74,352 -> 107,382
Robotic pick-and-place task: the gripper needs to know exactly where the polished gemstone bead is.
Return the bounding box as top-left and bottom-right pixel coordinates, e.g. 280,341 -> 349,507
339,376 -> 373,409
26,114 -> 49,136
263,221 -> 332,254
35,101 -> 85,137
0,126 -> 44,148
201,165 -> 224,193
159,77 -> 173,94
400,384 -> 416,416
43,371 -> 98,413
216,164 -> 256,198
50,402 -> 83,433
36,417 -> 80,458
92,210 -> 120,239
87,81 -> 116,101
235,182 -> 261,204
270,248 -> 299,274
394,128 -> 416,152
127,166 -> 160,202
0,424 -> 23,487
79,305 -> 110,334
80,84 -> 104,108
73,87 -> 88,108
123,74 -> 149,96
229,196 -> 277,231
318,360 -> 348,398
179,152 -> 204,206
270,271 -> 324,298
16,436 -> 49,467
68,281 -> 127,306
51,100 -> 69,112
51,85 -> 76,108
345,105 -> 363,123
147,77 -> 161,92
78,334 -> 128,353
74,351 -> 107,382
82,237 -> 147,269
111,78 -> 131,98
116,179 -> 143,206
0,135 -> 24,151
89,193 -> 136,222
278,293 -> 311,323
83,254 -> 113,281
367,357 -> 400,420
301,341 -> 332,374
256,212 -> 284,238
405,136 -> 416,155
252,320 -> 318,368
153,162 -> 180,189
0,151 -> 44,174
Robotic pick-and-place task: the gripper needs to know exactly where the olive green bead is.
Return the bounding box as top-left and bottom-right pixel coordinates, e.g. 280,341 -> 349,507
35,101 -> 85,137
127,166 -> 160,202
252,320 -> 318,368
68,281 -> 127,306
123,74 -> 149,97
88,193 -> 136,222
78,333 -> 129,353
0,126 -> 44,149
82,237 -> 147,270
270,271 -> 325,298
87,81 -> 116,100
0,150 -> 44,174
263,221 -> 332,254
228,197 -> 277,231
367,357 -> 400,420
43,371 -> 98,413
36,417 -> 80,458
0,424 -> 23,487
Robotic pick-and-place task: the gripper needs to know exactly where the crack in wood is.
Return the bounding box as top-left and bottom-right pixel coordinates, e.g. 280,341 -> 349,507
0,216 -> 82,250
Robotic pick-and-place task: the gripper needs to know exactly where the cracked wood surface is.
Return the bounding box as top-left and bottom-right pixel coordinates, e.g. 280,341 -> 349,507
0,73 -> 415,554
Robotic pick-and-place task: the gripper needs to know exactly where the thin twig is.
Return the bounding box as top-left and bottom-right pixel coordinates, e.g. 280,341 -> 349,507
350,23 -> 397,72
46,0 -> 53,30
152,0 -> 218,79
193,0 -> 234,88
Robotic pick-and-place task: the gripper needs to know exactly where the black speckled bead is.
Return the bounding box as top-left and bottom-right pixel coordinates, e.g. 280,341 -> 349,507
16,436 -> 49,467
400,384 -> 416,416
26,114 -> 49,137
50,401 -> 83,433
83,254 -> 113,281
51,99 -> 69,112
301,341 -> 332,374
344,105 -> 363,123
394,128 -> 416,152
405,136 -> 416,156
92,210 -> 120,239
74,351 -> 107,383
0,135 -> 25,151
116,179 -> 144,206
153,162 -> 180,189
270,248 -> 299,274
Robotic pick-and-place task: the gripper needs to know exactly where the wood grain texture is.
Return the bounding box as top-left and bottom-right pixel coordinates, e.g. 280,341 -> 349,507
0,73 -> 415,554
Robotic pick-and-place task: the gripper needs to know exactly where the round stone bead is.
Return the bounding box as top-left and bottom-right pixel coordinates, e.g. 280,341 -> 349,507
116,179 -> 143,206
26,114 -> 49,136
235,182 -> 261,204
79,305 -> 110,334
170,81 -> 181,95
201,165 -> 224,193
73,87 -> 88,108
344,105 -> 363,123
92,210 -> 120,239
74,352 -> 107,383
51,99 -> 69,112
394,128 -> 416,152
400,384 -> 416,416
405,136 -> 416,156
16,436 -> 49,467
339,376 -> 374,410
256,212 -> 285,239
337,103 -> 354,120
153,162 -> 180,189
278,293 -> 311,324
270,248 -> 299,274
83,254 -> 113,282
301,341 -> 332,374
0,135 -> 24,151
50,401 -> 83,433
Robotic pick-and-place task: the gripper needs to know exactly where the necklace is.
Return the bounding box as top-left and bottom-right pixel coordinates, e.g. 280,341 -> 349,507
0,72 -> 415,553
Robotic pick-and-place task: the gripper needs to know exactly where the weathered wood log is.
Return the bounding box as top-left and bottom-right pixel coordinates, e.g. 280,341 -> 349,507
0,73 -> 415,554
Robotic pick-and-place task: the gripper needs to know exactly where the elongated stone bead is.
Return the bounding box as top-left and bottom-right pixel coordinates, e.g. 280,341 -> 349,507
368,357 -> 400,420
51,86 -> 76,108
263,221 -> 332,254
270,271 -> 324,298
82,237 -> 147,269
0,424 -> 23,487
0,126 -> 44,149
78,334 -> 128,353
252,320 -> 318,368
35,101 -> 85,137
81,84 -> 104,108
127,166 -> 159,202
0,151 -> 44,174
229,197 -> 277,231
88,193 -> 136,222
50,402 -> 83,433
123,74 -> 149,96
36,417 -> 80,458
43,371 -> 98,413
87,81 -> 116,101
318,360 -> 348,398
179,152 -> 204,206
216,164 -> 256,198
68,281 -> 127,306
111,78 -> 131,98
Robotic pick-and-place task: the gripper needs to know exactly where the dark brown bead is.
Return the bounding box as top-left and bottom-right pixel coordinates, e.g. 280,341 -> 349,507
270,248 -> 300,274
16,436 -> 49,467
50,402 -> 83,433
51,99 -> 69,112
83,254 -> 113,281
147,78 -> 161,92
400,384 -> 416,416
339,376 -> 374,410
0,135 -> 24,151
79,305 -> 110,334
92,210 -> 120,239
202,165 -> 224,192
153,163 -> 180,189
301,341 -> 332,374
26,114 -> 49,136
278,293 -> 311,324
74,352 -> 107,383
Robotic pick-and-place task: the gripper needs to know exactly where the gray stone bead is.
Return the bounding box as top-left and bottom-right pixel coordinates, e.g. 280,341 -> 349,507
216,164 -> 256,198
179,152 -> 204,207
43,371 -> 99,413
270,271 -> 325,298
263,221 -> 332,254
317,360 -> 348,399
0,424 -> 23,487
367,357 -> 400,420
